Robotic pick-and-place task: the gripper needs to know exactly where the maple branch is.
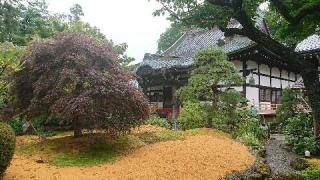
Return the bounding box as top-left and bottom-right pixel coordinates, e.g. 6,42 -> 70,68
159,1 -> 191,26
270,0 -> 320,25
219,27 -> 246,36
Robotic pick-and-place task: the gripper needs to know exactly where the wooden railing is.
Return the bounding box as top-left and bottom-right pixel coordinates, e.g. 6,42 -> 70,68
257,103 -> 281,112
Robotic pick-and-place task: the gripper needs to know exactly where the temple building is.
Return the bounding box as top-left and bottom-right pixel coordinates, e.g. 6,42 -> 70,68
136,28 -> 320,119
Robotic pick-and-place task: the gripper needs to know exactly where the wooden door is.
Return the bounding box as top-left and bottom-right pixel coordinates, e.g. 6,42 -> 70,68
163,87 -> 173,108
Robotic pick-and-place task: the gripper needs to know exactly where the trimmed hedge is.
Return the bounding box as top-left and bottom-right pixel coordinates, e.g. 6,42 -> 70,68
0,122 -> 16,178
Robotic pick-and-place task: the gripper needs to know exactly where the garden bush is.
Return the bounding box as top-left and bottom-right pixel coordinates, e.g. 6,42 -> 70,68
284,113 -> 319,154
300,166 -> 320,180
178,101 -> 208,130
237,132 -> 262,149
146,115 -> 171,129
8,117 -> 23,136
290,158 -> 309,171
233,109 -> 266,149
276,88 -> 304,127
0,122 -> 16,178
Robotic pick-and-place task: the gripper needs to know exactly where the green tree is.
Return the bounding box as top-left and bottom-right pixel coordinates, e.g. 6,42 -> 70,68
0,0 -> 67,46
0,42 -> 25,109
0,0 -> 23,43
157,23 -> 187,53
69,3 -> 84,22
113,43 -> 136,71
153,0 -> 320,136
177,48 -> 243,127
276,88 -> 305,126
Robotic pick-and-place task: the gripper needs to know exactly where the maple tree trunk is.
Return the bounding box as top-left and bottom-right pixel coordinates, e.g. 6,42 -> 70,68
73,118 -> 83,137
302,71 -> 320,138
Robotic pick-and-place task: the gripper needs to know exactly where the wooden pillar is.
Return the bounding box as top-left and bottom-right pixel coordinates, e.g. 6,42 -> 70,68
258,63 -> 261,105
242,59 -> 247,96
280,69 -> 282,89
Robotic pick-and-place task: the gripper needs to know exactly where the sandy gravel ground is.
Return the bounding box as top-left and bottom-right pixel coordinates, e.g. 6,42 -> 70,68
4,135 -> 255,180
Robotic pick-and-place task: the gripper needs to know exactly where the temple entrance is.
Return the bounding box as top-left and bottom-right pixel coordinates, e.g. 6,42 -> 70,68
163,87 -> 173,108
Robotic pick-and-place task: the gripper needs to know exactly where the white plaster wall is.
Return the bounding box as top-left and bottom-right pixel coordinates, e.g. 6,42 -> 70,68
261,75 -> 270,86
246,87 -> 259,105
272,78 -> 281,88
247,60 -> 257,69
246,74 -> 259,84
271,67 -> 280,88
282,81 -> 290,88
272,67 -> 281,77
231,86 -> 243,92
290,72 -> 296,81
260,64 -> 270,75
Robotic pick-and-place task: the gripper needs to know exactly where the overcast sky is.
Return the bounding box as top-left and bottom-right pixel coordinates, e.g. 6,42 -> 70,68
47,0 -> 170,63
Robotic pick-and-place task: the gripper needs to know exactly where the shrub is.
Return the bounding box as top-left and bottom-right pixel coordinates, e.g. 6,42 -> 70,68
178,102 -> 208,130
146,115 -> 170,129
233,109 -> 266,149
217,90 -> 247,127
8,117 -> 23,136
276,88 -> 304,127
0,122 -> 16,178
237,133 -> 262,149
284,113 -> 318,154
290,158 -> 309,171
300,166 -> 320,180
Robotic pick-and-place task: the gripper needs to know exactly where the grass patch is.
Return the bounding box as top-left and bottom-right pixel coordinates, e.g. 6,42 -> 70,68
15,126 -> 227,167
50,142 -> 118,167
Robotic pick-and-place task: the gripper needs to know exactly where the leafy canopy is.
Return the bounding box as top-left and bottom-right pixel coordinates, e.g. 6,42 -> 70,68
157,23 -> 187,53
0,42 -> 25,110
177,48 -> 243,102
152,0 -> 320,49
3,33 -> 149,134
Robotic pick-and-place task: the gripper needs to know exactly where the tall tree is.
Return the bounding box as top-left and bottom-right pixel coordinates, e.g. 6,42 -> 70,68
177,48 -> 243,128
69,3 -> 84,22
113,43 -> 136,71
0,42 -> 25,110
0,0 -> 67,46
153,0 -> 320,136
0,0 -> 22,43
157,23 -> 187,53
2,33 -> 149,137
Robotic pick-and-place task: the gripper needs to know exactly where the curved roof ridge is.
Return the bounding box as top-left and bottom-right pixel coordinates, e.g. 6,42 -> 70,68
162,28 -> 219,56
295,34 -> 320,52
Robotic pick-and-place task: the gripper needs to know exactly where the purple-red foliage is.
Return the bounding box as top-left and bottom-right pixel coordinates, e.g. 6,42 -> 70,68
5,33 -> 149,133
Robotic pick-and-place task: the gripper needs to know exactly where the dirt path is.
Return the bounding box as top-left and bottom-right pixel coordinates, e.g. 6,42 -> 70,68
4,135 -> 254,180
265,134 -> 299,175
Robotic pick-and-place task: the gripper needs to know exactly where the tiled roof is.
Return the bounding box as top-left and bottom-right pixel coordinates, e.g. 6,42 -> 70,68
295,35 -> 320,52
139,54 -> 193,70
138,29 -> 256,70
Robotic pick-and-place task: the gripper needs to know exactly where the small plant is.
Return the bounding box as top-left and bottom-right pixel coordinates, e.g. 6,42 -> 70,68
177,101 -> 208,130
9,117 -> 23,135
290,158 -> 309,171
237,133 -> 262,149
284,113 -> 319,154
233,109 -> 266,149
300,166 -> 320,180
276,88 -> 304,127
146,115 -> 171,129
0,122 -> 16,178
